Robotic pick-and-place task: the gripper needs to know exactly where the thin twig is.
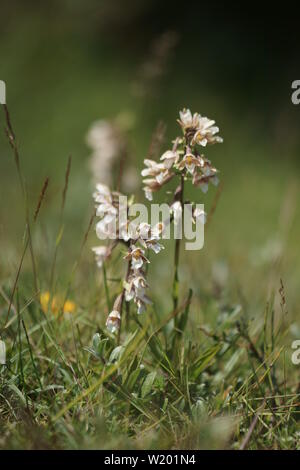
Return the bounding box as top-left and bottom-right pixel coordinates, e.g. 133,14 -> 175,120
240,399 -> 266,450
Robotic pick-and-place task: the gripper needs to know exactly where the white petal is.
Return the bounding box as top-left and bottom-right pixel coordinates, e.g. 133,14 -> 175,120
144,188 -> 153,201
212,176 -> 219,186
141,168 -> 152,177
137,302 -> 146,314
96,220 -> 108,238
194,209 -> 206,224
95,183 -> 111,196
156,171 -> 167,184
132,257 -> 143,270
96,202 -> 117,217
200,183 -> 208,193
152,222 -> 164,238
209,126 -> 219,135
162,158 -> 174,170
143,159 -> 157,168
179,108 -> 192,126
149,242 -> 164,254
138,222 -> 151,239
125,289 -> 135,302
171,201 -> 182,223
186,162 -> 195,174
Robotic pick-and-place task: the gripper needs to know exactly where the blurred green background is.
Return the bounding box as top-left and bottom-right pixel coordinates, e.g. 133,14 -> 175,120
0,1 -> 299,323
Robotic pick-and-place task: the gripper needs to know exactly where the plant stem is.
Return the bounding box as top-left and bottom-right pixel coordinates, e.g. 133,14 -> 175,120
103,262 -> 111,312
117,260 -> 131,344
172,174 -> 184,311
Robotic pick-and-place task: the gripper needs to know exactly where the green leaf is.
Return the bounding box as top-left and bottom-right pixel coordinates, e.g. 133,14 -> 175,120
190,345 -> 221,380
141,371 -> 157,398
147,334 -> 175,377
8,384 -> 27,406
178,289 -> 193,333
92,333 -> 101,350
126,368 -> 142,391
109,345 -> 124,363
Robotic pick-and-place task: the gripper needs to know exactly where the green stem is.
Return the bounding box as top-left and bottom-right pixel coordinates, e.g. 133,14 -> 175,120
117,260 -> 131,345
103,262 -> 111,312
172,174 -> 184,312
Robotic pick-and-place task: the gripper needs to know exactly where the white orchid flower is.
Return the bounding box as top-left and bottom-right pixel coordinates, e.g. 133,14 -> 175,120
106,310 -> 121,333
178,151 -> 203,174
192,117 -> 223,147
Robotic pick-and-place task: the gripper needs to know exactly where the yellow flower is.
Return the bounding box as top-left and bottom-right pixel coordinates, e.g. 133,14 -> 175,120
63,300 -> 76,314
40,291 -> 51,313
40,291 -> 76,317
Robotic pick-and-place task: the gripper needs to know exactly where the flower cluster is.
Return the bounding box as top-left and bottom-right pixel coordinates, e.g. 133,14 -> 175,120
92,109 -> 223,337
92,183 -> 164,332
86,118 -> 139,192
141,154 -> 176,201
123,222 -> 164,315
142,108 -> 222,199
86,120 -> 124,187
178,109 -> 223,147
93,183 -> 128,245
